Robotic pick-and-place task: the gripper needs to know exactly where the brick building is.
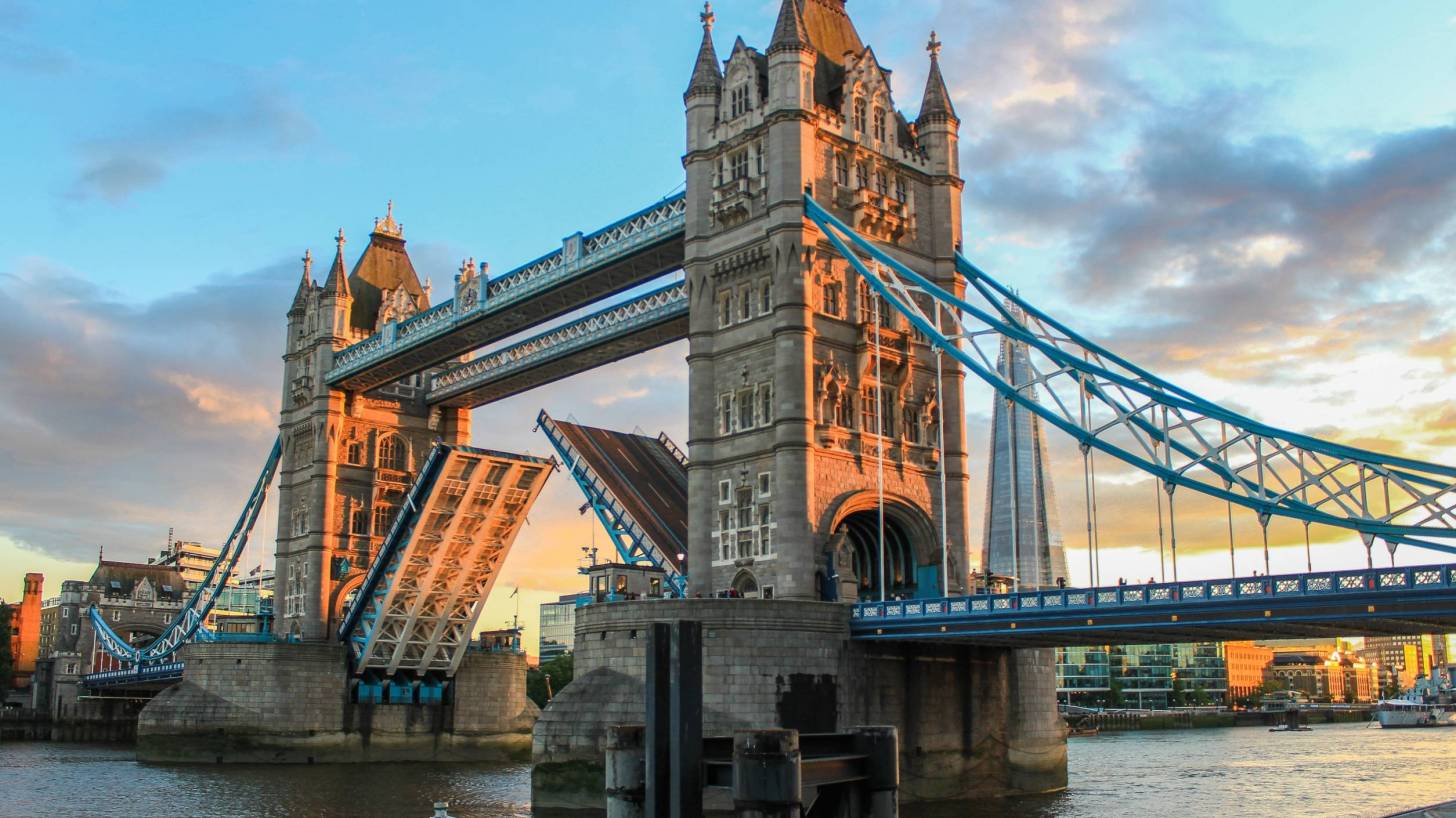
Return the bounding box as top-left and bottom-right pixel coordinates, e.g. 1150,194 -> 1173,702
3,573 -> 43,693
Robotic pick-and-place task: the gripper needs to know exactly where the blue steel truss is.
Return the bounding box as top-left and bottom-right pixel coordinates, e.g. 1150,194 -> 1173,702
535,410 -> 687,597
852,563 -> 1456,646
426,281 -> 688,406
804,196 -> 1456,562
328,193 -> 686,386
90,437 -> 281,665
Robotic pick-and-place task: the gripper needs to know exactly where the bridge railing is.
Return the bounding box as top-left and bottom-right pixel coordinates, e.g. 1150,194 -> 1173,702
853,563 -> 1456,622
428,281 -> 687,399
81,661 -> 185,687
329,194 -> 686,382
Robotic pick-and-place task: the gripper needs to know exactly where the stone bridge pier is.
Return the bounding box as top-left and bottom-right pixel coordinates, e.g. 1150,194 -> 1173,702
531,598 -> 1066,809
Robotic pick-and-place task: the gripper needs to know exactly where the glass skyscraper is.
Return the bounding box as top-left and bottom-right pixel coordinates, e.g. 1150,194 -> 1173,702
980,314 -> 1068,589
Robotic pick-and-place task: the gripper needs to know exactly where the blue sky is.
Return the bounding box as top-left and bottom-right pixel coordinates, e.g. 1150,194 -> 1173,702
2,1 -> 1453,648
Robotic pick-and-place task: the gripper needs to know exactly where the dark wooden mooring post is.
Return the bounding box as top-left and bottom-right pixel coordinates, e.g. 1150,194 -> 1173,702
670,621 -> 703,818
853,725 -> 900,817
645,623 -> 673,817
645,620 -> 703,818
606,724 -> 646,818
732,728 -> 802,817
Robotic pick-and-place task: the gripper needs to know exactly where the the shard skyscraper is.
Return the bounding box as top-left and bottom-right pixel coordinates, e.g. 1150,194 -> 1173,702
981,313 -> 1069,589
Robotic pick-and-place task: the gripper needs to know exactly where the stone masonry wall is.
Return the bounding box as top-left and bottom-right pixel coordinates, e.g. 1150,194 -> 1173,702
138,642 -> 533,763
531,598 -> 1066,806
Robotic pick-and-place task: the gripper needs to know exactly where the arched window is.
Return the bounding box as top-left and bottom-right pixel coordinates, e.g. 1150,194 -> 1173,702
372,504 -> 396,538
872,106 -> 886,142
852,97 -> 867,133
377,435 -> 405,471
834,153 -> 849,186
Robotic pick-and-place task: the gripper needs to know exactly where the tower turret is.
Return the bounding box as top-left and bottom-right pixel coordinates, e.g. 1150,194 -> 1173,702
685,3 -> 722,157
916,32 -> 962,257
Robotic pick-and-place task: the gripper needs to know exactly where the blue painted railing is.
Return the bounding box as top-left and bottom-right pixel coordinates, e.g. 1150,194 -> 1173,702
81,661 -> 185,688
853,563 -> 1456,623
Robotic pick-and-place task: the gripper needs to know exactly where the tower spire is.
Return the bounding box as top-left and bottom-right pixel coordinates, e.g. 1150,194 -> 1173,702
917,31 -> 958,124
769,0 -> 811,54
323,228 -> 350,298
290,249 -> 314,313
685,2 -> 723,98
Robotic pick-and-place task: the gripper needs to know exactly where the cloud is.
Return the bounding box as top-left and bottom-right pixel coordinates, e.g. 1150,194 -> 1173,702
0,256 -> 291,563
68,88 -> 316,203
0,0 -> 74,75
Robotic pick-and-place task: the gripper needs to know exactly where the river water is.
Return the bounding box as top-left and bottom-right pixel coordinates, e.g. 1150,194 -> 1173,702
1,723 -> 1452,818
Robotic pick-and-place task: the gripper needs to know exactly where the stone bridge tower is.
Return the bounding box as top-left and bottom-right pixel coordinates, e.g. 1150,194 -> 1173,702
683,0 -> 970,601
274,208 -> 471,641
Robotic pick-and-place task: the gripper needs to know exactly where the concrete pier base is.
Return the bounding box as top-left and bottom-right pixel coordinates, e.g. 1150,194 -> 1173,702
137,642 -> 537,763
531,599 -> 1066,810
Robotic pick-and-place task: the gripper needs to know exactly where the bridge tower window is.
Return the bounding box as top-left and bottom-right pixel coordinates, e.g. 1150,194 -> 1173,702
720,394 -> 733,434
875,170 -> 888,196
853,96 -> 867,133
738,285 -> 751,321
737,388 -> 755,430
757,383 -> 774,426
834,153 -> 849,187
372,504 -> 396,538
894,175 -> 906,202
856,160 -> 870,190
872,106 -> 886,142
756,142 -> 765,176
719,292 -> 732,328
731,85 -> 750,118
760,281 -> 772,315
377,434 -> 405,471
822,280 -> 842,317
731,149 -> 749,181
349,502 -> 369,536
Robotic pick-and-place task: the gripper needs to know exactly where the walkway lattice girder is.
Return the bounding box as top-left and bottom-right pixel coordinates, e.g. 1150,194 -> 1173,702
426,281 -> 688,409
328,195 -> 686,394
340,444 -> 552,677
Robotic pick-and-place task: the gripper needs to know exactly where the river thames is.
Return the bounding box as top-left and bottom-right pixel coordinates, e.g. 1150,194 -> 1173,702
1,723 -> 1453,817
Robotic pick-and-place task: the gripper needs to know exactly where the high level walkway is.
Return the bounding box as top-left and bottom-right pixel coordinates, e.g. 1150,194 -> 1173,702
327,195 -> 685,393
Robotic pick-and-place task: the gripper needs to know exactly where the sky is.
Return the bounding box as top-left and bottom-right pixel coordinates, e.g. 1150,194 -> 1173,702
0,1 -> 1453,656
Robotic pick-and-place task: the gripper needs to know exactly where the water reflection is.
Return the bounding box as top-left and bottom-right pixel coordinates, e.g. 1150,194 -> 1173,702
1,724 -> 1453,818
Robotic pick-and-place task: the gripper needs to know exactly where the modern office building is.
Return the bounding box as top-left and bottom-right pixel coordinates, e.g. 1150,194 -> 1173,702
1056,642 -> 1228,708
538,593 -> 584,663
1224,641 -> 1275,700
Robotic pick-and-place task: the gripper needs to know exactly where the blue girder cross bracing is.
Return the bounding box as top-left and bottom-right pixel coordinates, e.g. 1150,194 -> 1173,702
88,437 -> 281,667
804,195 -> 1456,561
535,410 -> 688,597
853,563 -> 1456,646
427,281 -> 688,408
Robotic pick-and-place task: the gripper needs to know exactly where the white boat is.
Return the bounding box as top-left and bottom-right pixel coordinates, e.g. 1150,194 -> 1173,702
1377,677 -> 1456,728
1376,699 -> 1456,728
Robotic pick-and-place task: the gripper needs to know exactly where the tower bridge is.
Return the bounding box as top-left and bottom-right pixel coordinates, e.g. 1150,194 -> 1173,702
75,0 -> 1455,806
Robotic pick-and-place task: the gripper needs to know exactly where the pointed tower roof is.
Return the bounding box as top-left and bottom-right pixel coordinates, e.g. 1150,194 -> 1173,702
323,229 -> 351,299
769,0 -> 812,54
685,2 -> 723,98
917,31 -> 958,124
801,0 -> 862,65
290,249 -> 313,314
347,201 -> 425,332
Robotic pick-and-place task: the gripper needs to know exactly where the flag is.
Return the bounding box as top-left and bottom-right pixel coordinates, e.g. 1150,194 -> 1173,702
509,587 -> 518,598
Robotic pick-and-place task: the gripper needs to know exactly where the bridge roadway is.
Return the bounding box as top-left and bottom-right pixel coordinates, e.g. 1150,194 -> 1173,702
328,194 -> 686,394
852,563 -> 1456,646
